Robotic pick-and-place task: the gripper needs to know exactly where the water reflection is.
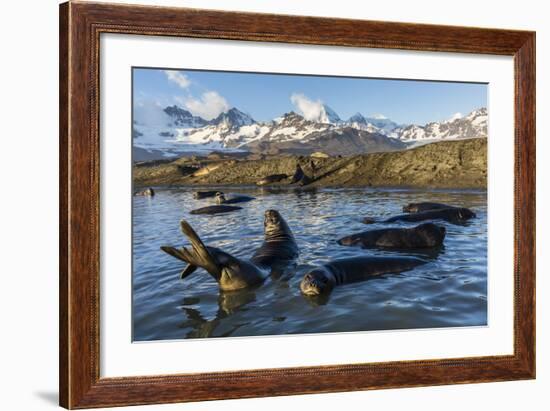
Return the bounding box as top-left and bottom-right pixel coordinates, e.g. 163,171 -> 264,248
180,287 -> 257,338
133,186 -> 487,341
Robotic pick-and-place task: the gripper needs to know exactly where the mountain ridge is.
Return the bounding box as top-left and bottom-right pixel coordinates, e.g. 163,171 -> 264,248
133,104 -> 487,160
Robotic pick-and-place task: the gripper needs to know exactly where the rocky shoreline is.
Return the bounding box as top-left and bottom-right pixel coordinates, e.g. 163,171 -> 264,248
133,138 -> 487,189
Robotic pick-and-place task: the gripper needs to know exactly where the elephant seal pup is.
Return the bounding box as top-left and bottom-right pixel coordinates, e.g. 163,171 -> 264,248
403,202 -> 456,213
300,256 -> 427,296
193,190 -> 219,199
134,187 -> 155,196
215,192 -> 255,205
289,164 -> 313,186
190,205 -> 242,215
363,207 -> 476,225
251,209 -> 299,268
256,174 -> 288,186
161,221 -> 268,291
338,223 -> 446,249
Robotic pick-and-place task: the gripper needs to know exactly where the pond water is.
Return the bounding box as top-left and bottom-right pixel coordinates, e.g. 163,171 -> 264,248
132,187 -> 487,341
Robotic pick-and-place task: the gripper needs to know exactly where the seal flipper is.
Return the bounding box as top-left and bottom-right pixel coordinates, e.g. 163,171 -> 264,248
160,246 -> 188,262
160,246 -> 198,280
179,220 -> 222,279
180,264 -> 198,280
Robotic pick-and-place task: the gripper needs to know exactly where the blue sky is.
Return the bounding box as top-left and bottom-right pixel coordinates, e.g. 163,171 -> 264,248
133,67 -> 487,125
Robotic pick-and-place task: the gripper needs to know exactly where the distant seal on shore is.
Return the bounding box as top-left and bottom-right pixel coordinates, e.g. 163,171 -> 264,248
300,256 -> 427,296
337,223 -> 446,249
215,192 -> 255,205
256,174 -> 288,186
190,205 -> 242,215
192,164 -> 222,177
363,207 -> 476,225
402,202 -> 457,213
161,221 -> 269,291
251,209 -> 299,268
134,187 -> 155,196
193,191 -> 219,199
289,164 -> 312,186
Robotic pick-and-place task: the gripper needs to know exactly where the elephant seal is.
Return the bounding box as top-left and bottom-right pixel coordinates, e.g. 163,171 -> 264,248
161,221 -> 268,291
215,192 -> 255,205
190,205 -> 242,215
289,164 -> 312,186
363,207 -> 476,225
338,223 -> 446,249
134,187 -> 154,196
192,164 -> 222,177
193,190 -> 219,199
403,202 -> 457,213
300,256 -> 427,296
256,174 -> 288,186
251,209 -> 299,268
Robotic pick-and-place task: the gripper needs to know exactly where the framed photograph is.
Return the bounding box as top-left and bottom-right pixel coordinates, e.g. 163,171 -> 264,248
59,2 -> 535,409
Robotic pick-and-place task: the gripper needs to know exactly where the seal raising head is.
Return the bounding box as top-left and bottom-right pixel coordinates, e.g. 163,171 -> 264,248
300,268 -> 335,296
251,210 -> 299,269
215,192 -> 226,204
264,209 -> 292,238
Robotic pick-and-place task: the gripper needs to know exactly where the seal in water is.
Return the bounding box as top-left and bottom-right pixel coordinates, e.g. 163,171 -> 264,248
402,202 -> 457,213
134,187 -> 154,196
161,220 -> 269,291
338,223 -> 446,249
256,174 -> 288,186
251,209 -> 299,268
300,256 -> 427,296
193,190 -> 219,199
190,205 -> 242,215
215,192 -> 255,205
363,207 -> 476,225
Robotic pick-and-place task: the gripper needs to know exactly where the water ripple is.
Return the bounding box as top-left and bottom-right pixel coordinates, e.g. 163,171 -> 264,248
133,187 -> 487,341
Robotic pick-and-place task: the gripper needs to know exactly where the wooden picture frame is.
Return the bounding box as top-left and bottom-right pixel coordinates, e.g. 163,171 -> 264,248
59,1 -> 535,408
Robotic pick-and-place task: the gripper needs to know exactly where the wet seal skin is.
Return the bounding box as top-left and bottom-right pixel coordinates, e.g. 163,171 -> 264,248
251,209 -> 299,269
300,256 -> 427,296
338,223 -> 446,249
256,174 -> 288,186
161,220 -> 269,291
193,190 -> 219,199
363,207 -> 476,225
402,202 -> 457,213
134,187 -> 155,196
189,205 -> 242,215
215,192 -> 255,205
161,210 -> 299,290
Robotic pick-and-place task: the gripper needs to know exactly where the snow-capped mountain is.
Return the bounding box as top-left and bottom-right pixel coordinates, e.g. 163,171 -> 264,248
395,108 -> 487,142
163,105 -> 208,128
320,104 -> 342,124
133,104 -> 487,160
240,112 -> 405,155
346,113 -> 401,134
208,107 -> 255,127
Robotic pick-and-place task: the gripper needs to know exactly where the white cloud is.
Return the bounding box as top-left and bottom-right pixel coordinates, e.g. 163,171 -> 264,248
449,112 -> 463,121
290,93 -> 328,123
184,91 -> 230,120
133,99 -> 171,126
370,113 -> 387,120
164,70 -> 191,89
